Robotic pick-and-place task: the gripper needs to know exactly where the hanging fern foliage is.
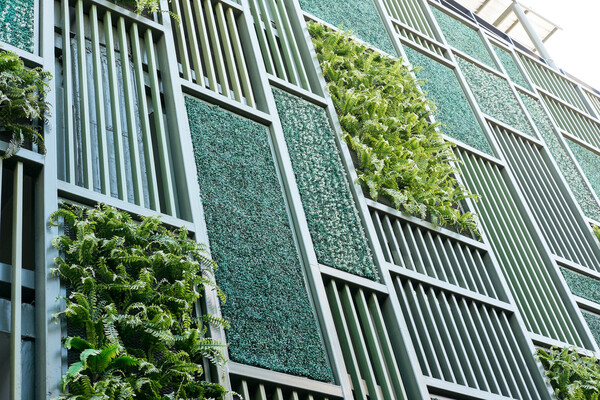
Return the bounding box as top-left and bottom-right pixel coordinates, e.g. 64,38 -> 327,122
308,22 -> 479,233
51,204 -> 229,399
537,347 -> 600,400
0,50 -> 51,158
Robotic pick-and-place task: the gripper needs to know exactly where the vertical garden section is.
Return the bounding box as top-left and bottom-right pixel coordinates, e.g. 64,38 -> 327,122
309,22 -> 479,234
0,0 -> 34,52
273,88 -> 377,280
185,97 -> 333,382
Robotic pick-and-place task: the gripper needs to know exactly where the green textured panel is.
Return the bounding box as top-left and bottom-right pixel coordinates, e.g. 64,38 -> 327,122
430,7 -> 495,68
457,56 -> 535,137
566,138 -> 600,201
298,0 -> 396,55
273,88 -> 378,280
560,267 -> 600,305
404,46 -> 492,155
519,93 -> 600,221
582,311 -> 600,347
492,45 -> 531,90
186,97 -> 333,382
0,0 -> 34,52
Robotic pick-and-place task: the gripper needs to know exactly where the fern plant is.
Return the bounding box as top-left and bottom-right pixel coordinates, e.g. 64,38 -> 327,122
0,50 -> 51,158
52,204 -> 229,399
308,22 -> 479,233
537,347 -> 600,400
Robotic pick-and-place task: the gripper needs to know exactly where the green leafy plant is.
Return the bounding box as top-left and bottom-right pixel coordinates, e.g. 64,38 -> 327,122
51,204 -> 229,399
536,347 -> 600,399
308,22 -> 479,233
593,224 -> 600,242
0,50 -> 51,158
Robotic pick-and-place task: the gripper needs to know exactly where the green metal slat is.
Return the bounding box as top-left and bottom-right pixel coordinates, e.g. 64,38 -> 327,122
10,162 -> 23,400
248,0 -> 275,75
145,30 -> 177,216
181,0 -> 204,85
90,5 -> 110,195
256,0 -> 287,79
326,280 -> 368,400
62,0 -> 75,184
225,8 -> 256,107
266,0 -> 299,86
130,23 -> 160,211
193,0 -> 217,90
275,0 -> 310,89
170,0 -> 192,81
215,3 -> 243,102
204,0 -> 230,97
104,11 -> 128,200
117,16 -> 144,206
75,0 -> 93,189
367,293 -> 408,400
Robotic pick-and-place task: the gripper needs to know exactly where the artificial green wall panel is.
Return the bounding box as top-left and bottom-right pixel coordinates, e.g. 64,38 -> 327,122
519,93 -> 600,221
273,88 -> 378,280
582,311 -> 600,347
186,97 -> 333,382
560,266 -> 600,306
404,46 -> 492,154
430,6 -> 495,68
566,138 -> 600,201
457,57 -> 535,137
0,0 -> 34,52
298,0 -> 396,54
492,45 -> 531,90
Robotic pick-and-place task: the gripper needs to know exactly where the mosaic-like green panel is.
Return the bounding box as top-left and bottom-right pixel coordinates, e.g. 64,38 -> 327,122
298,0 -> 396,55
0,0 -> 34,52
430,7 -> 495,68
186,97 -> 333,382
273,88 -> 378,280
566,138 -> 600,201
492,44 -> 531,90
404,46 -> 492,154
560,267 -> 600,305
583,311 -> 600,347
519,93 -> 600,221
458,57 -> 535,137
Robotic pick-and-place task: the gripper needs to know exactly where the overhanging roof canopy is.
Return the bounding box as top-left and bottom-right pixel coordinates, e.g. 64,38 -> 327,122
455,0 -> 561,52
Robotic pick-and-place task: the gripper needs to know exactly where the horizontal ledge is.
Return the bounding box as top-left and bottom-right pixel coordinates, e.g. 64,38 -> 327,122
319,264 -> 388,295
444,134 -> 505,167
57,181 -> 195,231
553,255 -> 600,282
268,75 -> 328,108
399,37 -> 452,70
0,43 -> 44,66
366,198 -> 487,251
386,262 -> 514,313
78,0 -> 166,35
0,263 -> 35,290
228,362 -> 344,398
425,376 -> 515,400
560,130 -> 600,156
485,115 -> 545,148
0,141 -> 45,166
575,296 -> 600,314
180,79 -> 273,126
528,332 -> 593,356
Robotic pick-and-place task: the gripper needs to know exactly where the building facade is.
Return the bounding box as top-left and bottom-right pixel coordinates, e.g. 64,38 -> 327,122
1,0 -> 600,398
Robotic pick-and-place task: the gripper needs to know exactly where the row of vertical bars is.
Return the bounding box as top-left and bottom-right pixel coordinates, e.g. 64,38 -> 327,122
60,0 -> 177,216
326,280 -> 408,400
518,54 -> 588,113
394,25 -> 445,58
370,208 -> 502,300
491,122 -> 600,271
233,377 -> 336,400
584,89 -> 600,117
380,0 -> 436,40
542,94 -> 600,151
0,161 -> 25,399
170,0 -> 256,106
394,277 -> 541,400
248,0 -> 310,91
457,149 -> 586,347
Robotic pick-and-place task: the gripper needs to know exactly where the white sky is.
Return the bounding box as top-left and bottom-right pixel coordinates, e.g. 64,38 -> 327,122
522,0 -> 600,90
